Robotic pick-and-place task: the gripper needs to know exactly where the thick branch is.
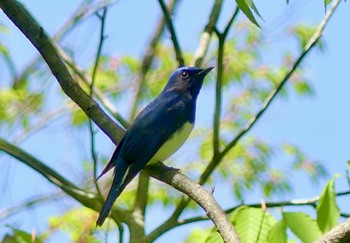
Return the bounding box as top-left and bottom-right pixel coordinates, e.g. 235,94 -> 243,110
316,218 -> 350,243
0,0 -> 124,144
145,163 -> 241,243
0,137 -> 132,225
0,138 -> 93,203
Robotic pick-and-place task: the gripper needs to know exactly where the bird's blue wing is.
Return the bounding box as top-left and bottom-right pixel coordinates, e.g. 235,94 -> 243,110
97,93 -> 191,226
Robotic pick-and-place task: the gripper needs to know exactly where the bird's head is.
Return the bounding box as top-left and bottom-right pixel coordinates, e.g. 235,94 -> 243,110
164,66 -> 214,99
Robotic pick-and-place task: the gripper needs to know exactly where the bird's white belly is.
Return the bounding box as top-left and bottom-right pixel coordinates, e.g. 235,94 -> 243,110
149,122 -> 194,164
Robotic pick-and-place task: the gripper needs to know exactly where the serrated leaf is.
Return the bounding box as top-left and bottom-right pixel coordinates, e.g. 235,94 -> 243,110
316,176 -> 340,233
235,0 -> 260,27
283,212 -> 322,243
267,220 -> 287,243
231,207 -> 275,243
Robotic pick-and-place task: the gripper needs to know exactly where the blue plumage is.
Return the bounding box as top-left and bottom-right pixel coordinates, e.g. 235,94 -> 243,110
96,66 -> 213,226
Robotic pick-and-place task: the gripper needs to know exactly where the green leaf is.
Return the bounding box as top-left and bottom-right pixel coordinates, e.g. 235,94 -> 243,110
267,220 -> 287,243
5,227 -> 43,243
205,230 -> 223,243
71,109 -> 88,126
294,81 -> 313,95
245,0 -> 263,20
231,207 -> 275,243
235,0 -> 260,27
283,212 -> 322,243
48,208 -> 99,242
316,176 -> 340,233
324,0 -> 332,12
188,228 -> 213,243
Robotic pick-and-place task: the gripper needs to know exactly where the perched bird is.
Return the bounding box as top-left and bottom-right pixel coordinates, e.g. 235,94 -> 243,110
96,66 -> 213,226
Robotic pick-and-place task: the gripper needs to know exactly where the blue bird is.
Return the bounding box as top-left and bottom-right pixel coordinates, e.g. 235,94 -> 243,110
96,66 -> 213,226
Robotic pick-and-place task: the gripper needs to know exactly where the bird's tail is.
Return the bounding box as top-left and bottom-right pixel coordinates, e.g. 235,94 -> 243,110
96,160 -> 130,226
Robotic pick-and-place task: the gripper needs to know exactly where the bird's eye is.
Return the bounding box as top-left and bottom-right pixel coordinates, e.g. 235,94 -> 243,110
181,71 -> 189,79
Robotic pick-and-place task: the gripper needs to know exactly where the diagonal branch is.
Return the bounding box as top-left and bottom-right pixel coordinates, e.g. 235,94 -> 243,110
199,0 -> 342,185
158,0 -> 184,66
145,163 -> 241,243
0,138 -> 93,201
13,0 -> 117,88
316,218 -> 350,243
158,4 -> 239,231
191,0 -> 223,67
130,1 -> 180,236
129,0 -> 180,121
0,137 -> 132,224
0,0 -> 124,144
59,49 -> 129,129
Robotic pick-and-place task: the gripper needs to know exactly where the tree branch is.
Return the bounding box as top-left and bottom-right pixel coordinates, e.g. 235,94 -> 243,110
13,0 -> 117,88
145,163 -> 241,243
0,138 -> 93,202
158,0 -> 184,66
129,0 -> 180,121
316,218 -> 350,243
191,0 -> 223,67
89,7 -> 108,193
0,137 -> 132,225
199,0 -> 342,186
0,0 -> 124,144
59,49 -> 129,129
157,6 -> 240,232
129,2 -> 181,237
0,193 -> 63,220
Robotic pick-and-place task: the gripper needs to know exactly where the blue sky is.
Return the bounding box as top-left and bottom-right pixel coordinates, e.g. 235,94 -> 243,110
1,0 -> 350,242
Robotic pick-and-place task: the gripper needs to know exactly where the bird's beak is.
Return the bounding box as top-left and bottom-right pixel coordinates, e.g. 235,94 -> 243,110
197,66 -> 214,76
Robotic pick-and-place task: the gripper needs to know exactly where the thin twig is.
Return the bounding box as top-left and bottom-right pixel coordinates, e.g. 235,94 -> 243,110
89,7 -> 107,194
0,192 -> 63,220
212,8 -> 239,156
129,1 -> 180,235
60,50 -> 129,129
160,5 -> 240,229
212,30 -> 224,156
0,138 -> 92,199
199,0 -> 342,185
166,190 -> 350,230
0,137 -> 132,225
13,0 -> 117,88
0,0 -> 125,144
158,0 -> 184,66
191,0 -> 223,67
13,105 -> 74,144
129,0 -> 180,121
